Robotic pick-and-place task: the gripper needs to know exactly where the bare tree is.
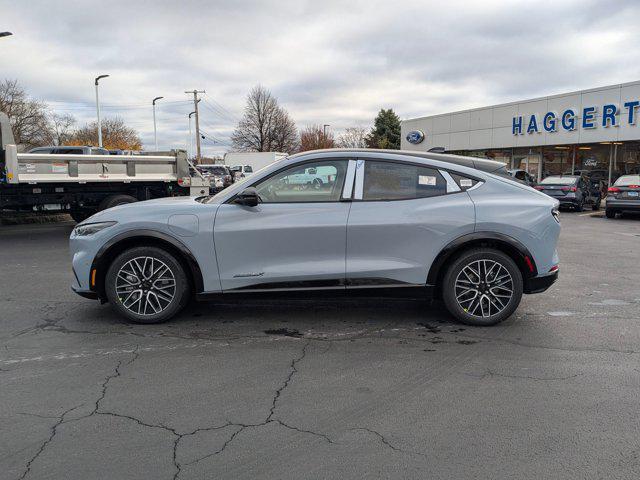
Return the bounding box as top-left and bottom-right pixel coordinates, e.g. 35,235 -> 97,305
231,85 -> 297,152
48,112 -> 76,146
67,117 -> 142,150
299,124 -> 336,152
0,79 -> 52,149
337,127 -> 367,148
270,107 -> 298,153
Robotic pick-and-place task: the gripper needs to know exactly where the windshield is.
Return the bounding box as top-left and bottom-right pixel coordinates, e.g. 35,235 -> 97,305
540,176 -> 577,185
614,175 -> 640,186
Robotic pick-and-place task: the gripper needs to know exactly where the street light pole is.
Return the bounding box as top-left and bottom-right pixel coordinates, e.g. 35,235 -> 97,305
94,75 -> 109,147
188,111 -> 196,159
152,96 -> 164,152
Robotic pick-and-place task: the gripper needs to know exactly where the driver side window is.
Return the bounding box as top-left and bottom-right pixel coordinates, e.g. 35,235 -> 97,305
255,160 -> 348,203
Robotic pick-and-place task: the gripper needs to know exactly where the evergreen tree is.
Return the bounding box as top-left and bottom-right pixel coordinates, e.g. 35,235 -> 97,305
366,108 -> 401,149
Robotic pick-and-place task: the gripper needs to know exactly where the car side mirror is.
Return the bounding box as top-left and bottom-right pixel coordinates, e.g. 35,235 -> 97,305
234,187 -> 259,207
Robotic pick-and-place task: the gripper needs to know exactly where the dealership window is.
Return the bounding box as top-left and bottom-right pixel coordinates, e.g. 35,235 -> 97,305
362,161 -> 446,200
255,160 -> 347,203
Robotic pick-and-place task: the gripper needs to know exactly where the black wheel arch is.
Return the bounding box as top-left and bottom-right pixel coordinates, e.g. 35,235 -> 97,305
90,229 -> 204,300
427,232 -> 538,296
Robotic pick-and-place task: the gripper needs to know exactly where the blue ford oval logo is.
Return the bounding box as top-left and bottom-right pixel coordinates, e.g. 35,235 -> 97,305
406,130 -> 425,144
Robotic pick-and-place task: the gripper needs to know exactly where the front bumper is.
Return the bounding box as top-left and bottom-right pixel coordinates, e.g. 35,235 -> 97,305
71,284 -> 99,300
523,270 -> 558,294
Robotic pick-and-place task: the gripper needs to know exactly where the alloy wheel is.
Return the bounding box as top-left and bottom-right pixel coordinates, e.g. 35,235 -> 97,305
454,259 -> 513,318
115,256 -> 176,316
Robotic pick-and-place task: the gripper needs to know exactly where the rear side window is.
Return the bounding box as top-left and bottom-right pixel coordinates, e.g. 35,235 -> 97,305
244,165 -> 253,173
449,173 -> 480,190
362,161 -> 446,200
56,147 -> 83,154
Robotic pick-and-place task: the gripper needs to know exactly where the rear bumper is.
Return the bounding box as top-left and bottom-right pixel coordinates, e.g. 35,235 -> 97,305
557,198 -> 580,207
524,270 -> 558,294
605,199 -> 640,211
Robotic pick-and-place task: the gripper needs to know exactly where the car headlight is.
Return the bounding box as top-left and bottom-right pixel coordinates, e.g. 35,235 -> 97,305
72,221 -> 117,236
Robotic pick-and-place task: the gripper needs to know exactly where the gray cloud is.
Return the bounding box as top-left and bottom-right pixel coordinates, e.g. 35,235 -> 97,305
2,0 -> 640,155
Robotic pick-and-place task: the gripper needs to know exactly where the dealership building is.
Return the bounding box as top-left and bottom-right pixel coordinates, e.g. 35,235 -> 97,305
400,81 -> 640,184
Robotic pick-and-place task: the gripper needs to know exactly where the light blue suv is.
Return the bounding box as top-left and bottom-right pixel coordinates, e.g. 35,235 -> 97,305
70,149 -> 560,326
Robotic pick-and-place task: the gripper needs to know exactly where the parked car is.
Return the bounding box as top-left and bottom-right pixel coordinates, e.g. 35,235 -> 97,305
28,145 -> 110,155
508,169 -> 537,187
280,165 -> 337,189
605,174 -> 640,218
535,175 -> 600,211
229,164 -> 254,180
196,164 -> 233,192
69,149 -> 560,326
564,169 -> 609,198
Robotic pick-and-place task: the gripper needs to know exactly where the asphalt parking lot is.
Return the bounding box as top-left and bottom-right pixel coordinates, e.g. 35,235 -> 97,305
1,211 -> 639,479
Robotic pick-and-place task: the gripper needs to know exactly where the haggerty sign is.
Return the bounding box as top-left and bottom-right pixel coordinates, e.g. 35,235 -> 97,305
512,101 -> 640,135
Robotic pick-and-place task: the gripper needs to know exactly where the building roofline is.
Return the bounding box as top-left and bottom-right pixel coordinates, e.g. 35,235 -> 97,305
403,79 -> 640,123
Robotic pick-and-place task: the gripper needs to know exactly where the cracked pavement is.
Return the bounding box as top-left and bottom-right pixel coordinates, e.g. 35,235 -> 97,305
1,213 -> 640,479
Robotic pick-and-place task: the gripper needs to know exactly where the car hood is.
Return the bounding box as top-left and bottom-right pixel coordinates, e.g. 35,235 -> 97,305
81,196 -> 202,224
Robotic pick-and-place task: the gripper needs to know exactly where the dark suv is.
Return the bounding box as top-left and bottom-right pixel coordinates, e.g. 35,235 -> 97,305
535,175 -> 601,211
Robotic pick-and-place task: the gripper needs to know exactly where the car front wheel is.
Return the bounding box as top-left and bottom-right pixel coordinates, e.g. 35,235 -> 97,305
442,248 -> 523,326
105,246 -> 190,323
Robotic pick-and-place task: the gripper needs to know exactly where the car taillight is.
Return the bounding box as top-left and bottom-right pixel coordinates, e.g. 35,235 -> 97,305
534,186 -> 544,190
560,186 -> 577,192
629,185 -> 640,189
608,187 -> 620,193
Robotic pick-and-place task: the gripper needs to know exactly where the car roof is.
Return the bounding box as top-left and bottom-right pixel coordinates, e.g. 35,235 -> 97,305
288,148 -> 507,175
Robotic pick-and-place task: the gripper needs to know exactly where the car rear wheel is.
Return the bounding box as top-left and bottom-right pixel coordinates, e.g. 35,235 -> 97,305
442,248 -> 523,326
575,199 -> 584,212
605,209 -> 616,219
105,246 -> 190,324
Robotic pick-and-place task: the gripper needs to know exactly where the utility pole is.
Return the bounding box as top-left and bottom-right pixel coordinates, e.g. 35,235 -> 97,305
152,96 -> 163,152
188,111 -> 196,159
323,124 -> 330,148
94,74 -> 109,147
185,90 -> 205,163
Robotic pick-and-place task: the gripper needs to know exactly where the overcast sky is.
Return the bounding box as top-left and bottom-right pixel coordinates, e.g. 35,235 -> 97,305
2,0 -> 640,155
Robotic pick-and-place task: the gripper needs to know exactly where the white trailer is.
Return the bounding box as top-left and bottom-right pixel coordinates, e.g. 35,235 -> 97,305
0,112 -> 210,222
223,151 -> 287,178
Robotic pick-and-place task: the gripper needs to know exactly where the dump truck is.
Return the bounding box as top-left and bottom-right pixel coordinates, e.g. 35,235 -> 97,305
0,112 -> 210,222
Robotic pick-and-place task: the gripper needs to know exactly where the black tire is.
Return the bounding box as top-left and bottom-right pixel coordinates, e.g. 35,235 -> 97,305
605,209 -> 616,219
575,200 -> 584,212
70,209 -> 93,223
98,194 -> 137,211
592,199 -> 601,211
105,246 -> 190,324
442,248 -> 524,326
